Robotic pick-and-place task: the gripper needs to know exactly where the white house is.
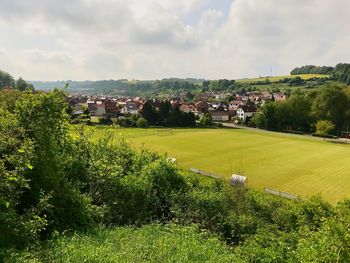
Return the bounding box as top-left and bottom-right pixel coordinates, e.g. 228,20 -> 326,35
120,104 -> 139,115
88,100 -> 106,116
237,105 -> 257,121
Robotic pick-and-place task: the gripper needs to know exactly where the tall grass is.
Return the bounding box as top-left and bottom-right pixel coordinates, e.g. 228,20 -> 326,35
6,224 -> 237,262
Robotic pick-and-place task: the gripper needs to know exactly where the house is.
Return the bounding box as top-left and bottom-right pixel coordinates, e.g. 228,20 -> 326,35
211,111 -> 229,121
237,105 -> 257,121
195,101 -> 209,113
210,104 -> 229,122
120,103 -> 139,115
88,100 -> 106,116
179,103 -> 197,113
273,92 -> 287,102
229,99 -> 245,111
105,99 -> 119,117
67,97 -> 82,113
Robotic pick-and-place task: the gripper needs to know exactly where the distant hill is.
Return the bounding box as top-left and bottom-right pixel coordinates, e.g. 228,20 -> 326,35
30,64 -> 350,97
30,78 -> 206,97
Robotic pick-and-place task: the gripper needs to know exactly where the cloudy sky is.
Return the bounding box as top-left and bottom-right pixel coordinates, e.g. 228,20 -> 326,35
0,0 -> 349,81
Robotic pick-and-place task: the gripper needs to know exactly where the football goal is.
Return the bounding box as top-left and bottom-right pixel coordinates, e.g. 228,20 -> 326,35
156,128 -> 173,136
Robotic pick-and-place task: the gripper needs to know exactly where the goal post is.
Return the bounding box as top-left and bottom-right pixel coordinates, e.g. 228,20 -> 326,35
156,128 -> 173,136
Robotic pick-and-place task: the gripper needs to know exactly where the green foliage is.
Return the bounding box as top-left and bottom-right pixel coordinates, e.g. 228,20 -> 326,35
288,76 -> 306,86
315,120 -> 335,136
291,65 -> 334,75
0,108 -> 48,249
5,225 -> 236,263
251,112 -> 266,129
141,102 -> 195,127
1,86 -> 350,262
199,112 -> 213,126
255,85 -> 350,133
333,63 -> 350,84
0,89 -> 22,113
117,117 -> 136,127
136,117 -> 149,128
16,77 -> 34,91
0,69 -> 15,88
312,85 -> 350,130
97,116 -> 113,125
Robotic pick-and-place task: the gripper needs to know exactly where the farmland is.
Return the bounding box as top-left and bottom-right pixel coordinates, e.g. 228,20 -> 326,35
236,73 -> 330,83
85,126 -> 350,203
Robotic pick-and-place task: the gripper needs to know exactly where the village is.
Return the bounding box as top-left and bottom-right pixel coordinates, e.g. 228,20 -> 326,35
67,90 -> 287,124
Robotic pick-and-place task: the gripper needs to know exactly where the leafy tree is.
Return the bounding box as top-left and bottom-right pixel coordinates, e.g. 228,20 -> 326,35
15,90 -> 93,232
199,113 -> 213,126
260,102 -> 278,130
312,85 -> 350,131
280,94 -> 313,131
291,65 -> 334,75
315,120 -> 335,139
158,100 -> 171,125
0,70 -> 15,88
289,76 -> 306,86
333,63 -> 350,84
0,108 -> 48,249
0,89 -> 22,113
141,101 -> 158,125
16,77 -> 34,91
251,112 -> 267,129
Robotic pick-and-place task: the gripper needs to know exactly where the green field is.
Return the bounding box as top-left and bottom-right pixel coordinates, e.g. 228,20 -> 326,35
85,126 -> 350,203
236,74 -> 330,83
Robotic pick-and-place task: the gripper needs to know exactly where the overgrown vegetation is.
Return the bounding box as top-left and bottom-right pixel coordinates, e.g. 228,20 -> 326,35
0,88 -> 349,262
252,85 -> 350,134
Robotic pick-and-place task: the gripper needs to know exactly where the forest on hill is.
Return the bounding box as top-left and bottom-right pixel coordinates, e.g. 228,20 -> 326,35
25,63 -> 350,97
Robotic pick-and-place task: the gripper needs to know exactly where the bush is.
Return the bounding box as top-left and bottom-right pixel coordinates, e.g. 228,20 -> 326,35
98,117 -> 113,125
136,117 -> 149,128
199,113 -> 212,126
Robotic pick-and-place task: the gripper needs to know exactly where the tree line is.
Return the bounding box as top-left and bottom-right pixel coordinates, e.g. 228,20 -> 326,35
141,100 -> 196,127
290,65 -> 334,75
0,69 -> 34,91
291,63 -> 350,85
252,85 -> 350,134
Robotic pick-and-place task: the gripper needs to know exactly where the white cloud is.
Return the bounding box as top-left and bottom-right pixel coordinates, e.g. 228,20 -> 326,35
0,0 -> 349,80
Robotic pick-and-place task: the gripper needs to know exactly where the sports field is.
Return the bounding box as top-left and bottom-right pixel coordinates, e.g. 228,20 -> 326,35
86,126 -> 350,203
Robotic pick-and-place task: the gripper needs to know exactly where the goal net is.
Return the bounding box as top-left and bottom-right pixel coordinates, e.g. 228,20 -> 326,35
156,129 -> 173,136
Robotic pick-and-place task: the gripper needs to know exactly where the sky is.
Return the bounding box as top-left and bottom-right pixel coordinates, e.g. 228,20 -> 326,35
0,0 -> 349,81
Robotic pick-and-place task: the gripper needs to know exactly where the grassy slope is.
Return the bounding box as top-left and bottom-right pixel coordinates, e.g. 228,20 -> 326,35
7,225 -> 236,263
86,126 -> 350,203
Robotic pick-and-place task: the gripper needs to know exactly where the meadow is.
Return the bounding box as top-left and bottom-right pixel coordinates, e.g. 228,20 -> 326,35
236,74 -> 330,83
85,126 -> 350,203
8,225 -> 235,262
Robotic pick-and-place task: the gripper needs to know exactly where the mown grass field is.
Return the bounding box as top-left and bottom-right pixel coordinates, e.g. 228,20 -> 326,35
83,126 -> 350,203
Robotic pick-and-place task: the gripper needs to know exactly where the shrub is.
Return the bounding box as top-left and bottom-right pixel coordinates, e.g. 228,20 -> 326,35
136,117 -> 149,128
